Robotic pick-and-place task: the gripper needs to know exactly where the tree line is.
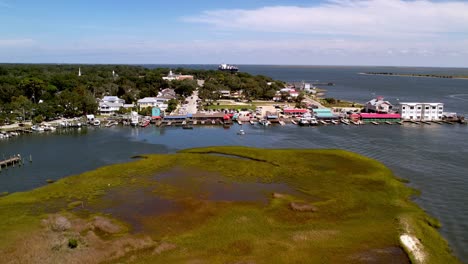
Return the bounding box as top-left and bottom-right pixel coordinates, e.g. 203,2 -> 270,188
0,64 -> 284,125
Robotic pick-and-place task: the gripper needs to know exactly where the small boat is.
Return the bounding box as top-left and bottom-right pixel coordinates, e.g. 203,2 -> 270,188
182,125 -> 193,129
371,121 -> 379,125
237,129 -> 245,135
249,120 -> 254,125
309,117 -> 318,126
31,125 -> 44,132
42,124 -> 56,131
105,121 -> 118,127
93,120 -> 101,126
340,119 -> 350,125
319,120 -> 327,125
298,118 -> 310,126
385,121 -> 393,125
331,120 -> 338,125
291,120 -> 297,125
237,120 -> 242,125
130,111 -> 139,127
140,119 -> 151,128
259,119 -> 270,126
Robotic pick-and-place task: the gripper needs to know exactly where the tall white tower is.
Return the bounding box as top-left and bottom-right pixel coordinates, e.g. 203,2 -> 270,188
78,67 -> 82,77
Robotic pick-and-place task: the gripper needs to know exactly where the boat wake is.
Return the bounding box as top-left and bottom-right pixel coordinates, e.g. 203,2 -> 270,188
447,94 -> 468,102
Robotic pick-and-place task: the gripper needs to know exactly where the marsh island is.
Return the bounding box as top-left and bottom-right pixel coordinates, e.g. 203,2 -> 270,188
0,147 -> 459,263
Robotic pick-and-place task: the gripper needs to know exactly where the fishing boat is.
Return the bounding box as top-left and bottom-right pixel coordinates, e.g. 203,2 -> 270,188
130,111 -> 139,127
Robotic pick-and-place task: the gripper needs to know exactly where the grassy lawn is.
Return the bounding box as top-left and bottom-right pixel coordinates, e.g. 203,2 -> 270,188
0,147 -> 459,264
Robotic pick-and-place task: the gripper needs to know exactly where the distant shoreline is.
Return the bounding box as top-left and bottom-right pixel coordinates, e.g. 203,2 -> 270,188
359,72 -> 468,80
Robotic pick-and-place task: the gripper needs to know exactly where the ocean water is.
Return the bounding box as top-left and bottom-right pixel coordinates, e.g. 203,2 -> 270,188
1,65 -> 468,260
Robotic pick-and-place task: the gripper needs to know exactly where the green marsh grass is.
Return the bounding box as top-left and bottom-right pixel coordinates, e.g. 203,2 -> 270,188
0,147 -> 460,263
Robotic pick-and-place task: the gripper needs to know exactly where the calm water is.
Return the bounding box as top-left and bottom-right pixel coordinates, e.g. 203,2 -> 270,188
1,66 -> 468,260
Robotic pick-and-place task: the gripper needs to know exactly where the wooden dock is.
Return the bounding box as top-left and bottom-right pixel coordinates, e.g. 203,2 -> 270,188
0,155 -> 22,168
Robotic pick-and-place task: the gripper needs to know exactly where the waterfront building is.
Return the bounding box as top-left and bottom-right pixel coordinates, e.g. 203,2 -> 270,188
399,102 -> 444,121
365,96 -> 393,113
313,108 -> 338,119
98,96 -> 126,115
284,109 -> 308,116
162,70 -> 194,81
137,97 -> 170,111
359,113 -> 401,123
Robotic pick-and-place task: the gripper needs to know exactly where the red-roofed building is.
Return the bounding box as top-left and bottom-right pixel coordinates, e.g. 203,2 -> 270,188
359,113 -> 401,122
284,109 -> 308,115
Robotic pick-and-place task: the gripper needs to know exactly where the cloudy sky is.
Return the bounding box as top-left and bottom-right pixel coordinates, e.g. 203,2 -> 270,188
0,0 -> 467,67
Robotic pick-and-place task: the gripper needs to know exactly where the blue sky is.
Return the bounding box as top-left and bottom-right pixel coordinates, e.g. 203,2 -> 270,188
1,0 -> 467,67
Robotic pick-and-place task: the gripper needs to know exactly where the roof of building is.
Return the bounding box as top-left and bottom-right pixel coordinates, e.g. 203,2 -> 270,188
99,102 -> 123,107
367,97 -> 393,106
164,115 -> 188,119
359,113 -> 401,118
284,109 -> 308,113
192,113 -> 226,118
313,108 -> 333,113
399,102 -> 443,105
102,96 -> 123,101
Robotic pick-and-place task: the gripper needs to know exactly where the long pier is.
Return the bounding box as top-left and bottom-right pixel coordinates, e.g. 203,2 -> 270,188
0,155 -> 22,168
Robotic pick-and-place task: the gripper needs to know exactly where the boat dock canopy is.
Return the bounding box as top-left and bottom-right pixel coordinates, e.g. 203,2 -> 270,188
164,115 -> 187,120
313,108 -> 337,119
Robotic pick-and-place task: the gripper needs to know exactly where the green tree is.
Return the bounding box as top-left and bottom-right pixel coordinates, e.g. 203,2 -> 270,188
19,77 -> 47,103
167,99 -> 178,113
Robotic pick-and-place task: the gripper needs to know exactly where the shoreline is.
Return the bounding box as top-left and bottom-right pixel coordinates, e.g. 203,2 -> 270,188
359,72 -> 468,80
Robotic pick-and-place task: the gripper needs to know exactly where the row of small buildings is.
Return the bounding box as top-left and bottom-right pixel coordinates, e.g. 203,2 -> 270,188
98,88 -> 177,115
364,96 -> 445,121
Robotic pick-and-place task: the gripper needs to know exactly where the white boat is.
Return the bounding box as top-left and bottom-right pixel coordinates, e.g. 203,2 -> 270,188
309,117 -> 318,126
298,118 -> 310,126
340,119 -> 350,125
331,120 -> 339,125
93,120 -> 101,126
130,111 -> 139,126
31,125 -> 44,132
237,129 -> 245,135
105,121 -> 118,127
259,119 -> 270,126
42,124 -> 56,131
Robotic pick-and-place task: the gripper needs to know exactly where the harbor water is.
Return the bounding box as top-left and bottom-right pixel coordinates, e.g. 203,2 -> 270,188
1,65 -> 468,260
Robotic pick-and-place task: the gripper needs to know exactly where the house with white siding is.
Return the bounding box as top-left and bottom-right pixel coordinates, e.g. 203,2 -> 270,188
365,97 -> 393,113
137,97 -> 170,111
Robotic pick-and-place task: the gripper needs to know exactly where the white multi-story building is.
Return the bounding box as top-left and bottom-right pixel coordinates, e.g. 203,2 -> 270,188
137,97 -> 170,111
399,102 -> 444,121
98,96 -> 126,115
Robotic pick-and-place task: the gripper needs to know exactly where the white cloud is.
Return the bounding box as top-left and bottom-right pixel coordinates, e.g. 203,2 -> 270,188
184,0 -> 468,38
